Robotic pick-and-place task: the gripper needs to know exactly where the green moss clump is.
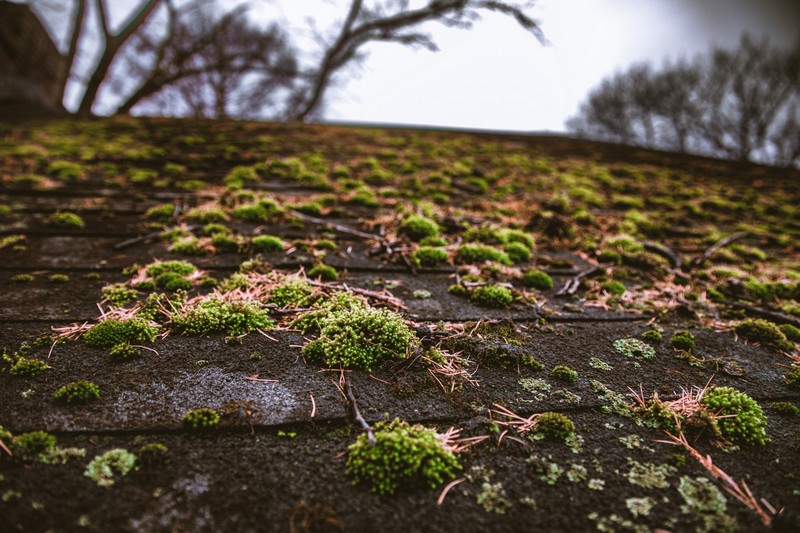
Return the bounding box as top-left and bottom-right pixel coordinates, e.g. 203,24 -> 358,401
211,233 -> 239,252
734,319 -> 794,352
171,298 -> 273,336
307,264 -> 338,281
456,244 -> 512,265
145,260 -> 196,277
46,211 -> 84,228
785,366 -> 800,389
55,380 -> 100,404
504,242 -> 531,263
613,338 -> 656,359
101,284 -> 138,307
411,246 -> 449,267
779,324 -> 800,343
189,207 -> 229,223
346,418 -> 460,495
641,327 -> 664,343
108,343 -> 141,360
448,284 -> 468,297
84,317 -> 159,347
136,443 -> 169,468
182,408 -> 220,429
11,273 -> 33,283
291,291 -> 365,334
521,270 -> 553,290
47,160 -> 84,180
601,280 -> 626,296
49,273 -> 70,283
10,431 -> 56,462
399,215 -> 440,241
251,235 -> 284,253
269,279 -> 314,308
302,303 -> 418,370
550,365 -> 578,383
155,271 -> 191,291
4,354 -> 49,377
671,330 -> 696,351
145,203 -> 175,221
470,285 -> 513,308
168,237 -> 204,255
700,386 -> 768,446
771,401 -> 800,415
419,235 -> 447,247
535,412 -> 575,442
84,449 -> 136,487
231,200 -> 279,222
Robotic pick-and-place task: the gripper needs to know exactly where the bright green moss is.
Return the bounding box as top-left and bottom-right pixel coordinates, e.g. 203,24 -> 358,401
211,233 -> 239,252
168,237 -> 204,255
307,264 -> 338,281
456,244 -> 512,265
419,235 -> 447,247
251,235 -> 284,253
10,431 -> 56,462
641,327 -> 664,343
399,215 -> 440,241
145,203 -> 175,221
601,280 -> 626,296
46,211 -> 84,228
55,380 -> 100,404
155,271 -> 191,291
182,408 -> 220,429
302,304 -> 418,370
521,270 -> 553,290
108,343 -> 141,360
700,386 -> 768,446
11,273 -> 33,283
671,330 -> 696,351
734,319 -> 794,352
145,260 -> 196,277
84,449 -> 136,487
188,207 -> 229,223
47,160 -> 84,180
232,200 -> 279,222
779,324 -> 800,343
550,365 -> 578,383
411,246 -> 449,267
613,338 -> 656,359
269,279 -> 313,308
223,165 -> 259,187
535,412 -> 575,442
5,355 -> 49,377
292,291 -> 366,334
504,242 -> 531,263
785,366 -> 800,389
346,419 -> 460,495
49,274 -> 70,283
470,285 -> 513,308
171,298 -> 273,336
84,317 -> 159,347
101,284 -> 138,307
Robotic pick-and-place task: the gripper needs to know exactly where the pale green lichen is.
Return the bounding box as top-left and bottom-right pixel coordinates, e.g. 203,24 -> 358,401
678,476 -> 738,533
476,482 -> 511,514
589,357 -> 613,371
626,496 -> 656,518
84,449 -> 136,487
626,460 -> 675,489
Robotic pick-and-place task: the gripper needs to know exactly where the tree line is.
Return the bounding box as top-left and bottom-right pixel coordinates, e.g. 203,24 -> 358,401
567,35 -> 800,168
32,0 -> 544,121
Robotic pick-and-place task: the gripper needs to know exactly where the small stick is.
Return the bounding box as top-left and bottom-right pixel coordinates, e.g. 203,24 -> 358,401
556,266 -> 599,296
642,241 -> 682,269
287,209 -> 382,241
691,231 -> 749,267
310,393 -> 316,419
344,375 -> 375,445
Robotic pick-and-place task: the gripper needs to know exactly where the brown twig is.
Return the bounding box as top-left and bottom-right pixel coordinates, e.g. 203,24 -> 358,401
287,209 -> 382,241
642,240 -> 682,269
691,232 -> 749,267
556,266 -> 599,296
657,424 -> 777,527
437,477 -> 466,505
344,375 -> 375,445
727,301 -> 800,328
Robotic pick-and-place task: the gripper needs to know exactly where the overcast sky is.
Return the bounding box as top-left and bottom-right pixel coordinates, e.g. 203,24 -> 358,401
32,0 -> 800,132
260,0 -> 799,132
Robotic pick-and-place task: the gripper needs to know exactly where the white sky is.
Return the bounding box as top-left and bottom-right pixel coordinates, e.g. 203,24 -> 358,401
28,0 -> 800,132
258,0 -> 798,132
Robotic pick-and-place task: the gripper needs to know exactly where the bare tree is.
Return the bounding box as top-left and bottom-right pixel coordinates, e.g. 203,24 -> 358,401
568,34 -> 800,168
288,0 -> 546,121
113,3 -> 297,118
